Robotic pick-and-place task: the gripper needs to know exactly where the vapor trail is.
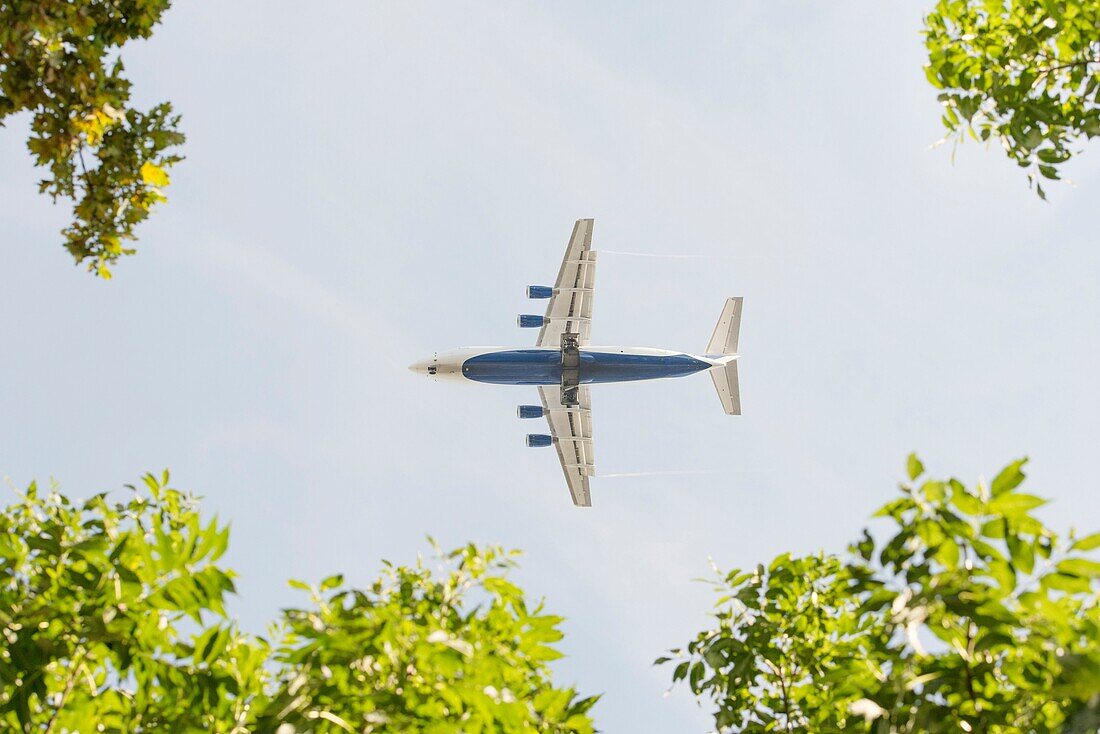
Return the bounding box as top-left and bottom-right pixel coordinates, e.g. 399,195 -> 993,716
597,469 -> 715,478
598,250 -> 714,259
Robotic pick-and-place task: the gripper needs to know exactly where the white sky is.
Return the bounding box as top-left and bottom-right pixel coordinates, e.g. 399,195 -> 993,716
2,2 -> 1099,731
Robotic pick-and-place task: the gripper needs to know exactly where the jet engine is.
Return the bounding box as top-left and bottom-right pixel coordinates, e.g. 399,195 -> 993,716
517,405 -> 544,419
517,314 -> 546,328
525,434 -> 552,447
526,285 -> 553,299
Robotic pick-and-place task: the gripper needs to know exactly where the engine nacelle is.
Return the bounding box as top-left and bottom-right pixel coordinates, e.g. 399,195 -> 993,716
526,285 -> 553,299
525,434 -> 552,448
517,405 -> 544,419
517,314 -> 546,328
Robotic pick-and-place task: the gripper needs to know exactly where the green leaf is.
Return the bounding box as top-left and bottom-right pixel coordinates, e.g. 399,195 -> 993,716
988,493 -> 1046,517
990,459 -> 1028,496
689,662 -> 705,692
1042,572 -> 1091,593
154,526 -> 176,569
1070,533 -> 1100,552
1057,558 -> 1100,578
952,488 -> 984,516
1007,534 -> 1035,575
198,627 -> 230,664
923,65 -> 944,89
936,538 -> 960,568
923,481 -> 946,502
981,518 -> 1008,539
974,632 -> 1014,653
988,558 -> 1017,591
209,525 -> 230,561
907,454 -> 925,481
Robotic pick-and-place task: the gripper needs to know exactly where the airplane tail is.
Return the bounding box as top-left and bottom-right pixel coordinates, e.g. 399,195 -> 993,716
705,298 -> 742,415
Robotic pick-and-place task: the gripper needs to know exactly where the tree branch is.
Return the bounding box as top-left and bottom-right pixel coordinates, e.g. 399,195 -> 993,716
43,646 -> 86,734
76,144 -> 94,196
962,620 -> 976,704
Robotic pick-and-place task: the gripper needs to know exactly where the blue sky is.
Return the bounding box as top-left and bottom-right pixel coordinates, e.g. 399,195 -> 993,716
2,2 -> 1099,731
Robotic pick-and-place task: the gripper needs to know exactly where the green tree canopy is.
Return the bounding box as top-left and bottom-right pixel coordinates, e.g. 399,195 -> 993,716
663,457 -> 1100,733
259,543 -> 598,734
0,474 -> 597,732
0,0 -> 184,278
923,0 -> 1100,198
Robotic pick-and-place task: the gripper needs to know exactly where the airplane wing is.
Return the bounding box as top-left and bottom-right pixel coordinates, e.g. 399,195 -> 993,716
536,218 -> 596,348
537,384 -> 594,507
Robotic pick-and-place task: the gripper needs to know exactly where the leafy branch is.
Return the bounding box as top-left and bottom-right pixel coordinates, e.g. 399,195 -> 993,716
923,0 -> 1100,197
1,0 -> 184,277
662,456 -> 1100,733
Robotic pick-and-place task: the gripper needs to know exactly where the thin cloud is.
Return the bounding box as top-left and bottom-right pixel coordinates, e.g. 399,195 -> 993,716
195,238 -> 366,335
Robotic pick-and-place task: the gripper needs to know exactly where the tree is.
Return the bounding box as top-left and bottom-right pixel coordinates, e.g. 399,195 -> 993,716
0,472 -> 263,732
0,0 -> 184,278
0,474 -> 597,732
259,544 -> 598,734
663,456 -> 1100,733
923,0 -> 1100,198
656,554 -> 890,732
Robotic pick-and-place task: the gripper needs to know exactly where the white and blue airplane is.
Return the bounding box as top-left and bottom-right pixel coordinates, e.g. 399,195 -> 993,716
410,219 -> 742,507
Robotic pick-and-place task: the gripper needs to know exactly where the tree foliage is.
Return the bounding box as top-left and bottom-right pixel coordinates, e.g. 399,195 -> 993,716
657,554 -> 890,732
923,0 -> 1100,198
0,0 -> 184,278
0,472 -> 262,732
0,475 -> 596,733
663,457 -> 1100,733
260,544 -> 598,734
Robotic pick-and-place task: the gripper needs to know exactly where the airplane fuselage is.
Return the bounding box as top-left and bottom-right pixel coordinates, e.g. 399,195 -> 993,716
410,346 -> 723,385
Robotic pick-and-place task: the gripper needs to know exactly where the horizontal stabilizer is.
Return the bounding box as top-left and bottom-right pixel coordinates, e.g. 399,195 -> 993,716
706,297 -> 743,356
710,360 -> 741,415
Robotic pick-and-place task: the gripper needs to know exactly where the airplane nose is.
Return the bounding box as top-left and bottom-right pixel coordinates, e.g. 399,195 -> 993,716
409,357 -> 437,375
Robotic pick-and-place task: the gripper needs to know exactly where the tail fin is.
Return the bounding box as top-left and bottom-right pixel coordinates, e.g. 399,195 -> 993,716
705,297 -> 743,356
706,298 -> 742,415
710,360 -> 741,415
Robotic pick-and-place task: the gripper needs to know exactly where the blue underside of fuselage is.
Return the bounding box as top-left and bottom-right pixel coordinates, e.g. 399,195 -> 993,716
462,350 -> 710,385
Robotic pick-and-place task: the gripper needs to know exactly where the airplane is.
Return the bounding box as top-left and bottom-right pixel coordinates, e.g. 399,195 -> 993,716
409,218 -> 742,507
